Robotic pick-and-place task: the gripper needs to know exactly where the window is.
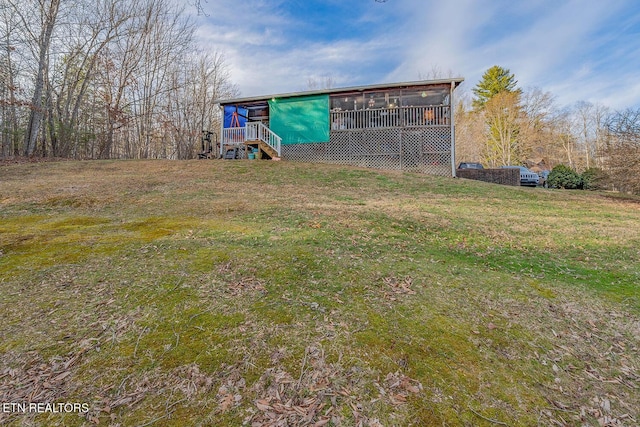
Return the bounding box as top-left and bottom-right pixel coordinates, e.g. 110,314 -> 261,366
400,87 -> 450,107
331,93 -> 361,111
329,85 -> 451,130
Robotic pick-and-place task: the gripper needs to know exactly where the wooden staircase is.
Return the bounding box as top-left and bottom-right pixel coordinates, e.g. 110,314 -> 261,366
245,122 -> 281,158
245,140 -> 279,159
222,122 -> 282,160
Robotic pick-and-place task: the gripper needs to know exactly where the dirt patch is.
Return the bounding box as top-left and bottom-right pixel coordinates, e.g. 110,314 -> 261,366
0,156 -> 73,166
599,193 -> 640,206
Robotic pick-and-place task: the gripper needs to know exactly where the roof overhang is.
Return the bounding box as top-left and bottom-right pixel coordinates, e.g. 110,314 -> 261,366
215,78 -> 465,106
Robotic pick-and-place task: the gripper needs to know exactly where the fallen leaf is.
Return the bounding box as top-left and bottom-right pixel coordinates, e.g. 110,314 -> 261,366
52,371 -> 72,382
255,399 -> 272,411
405,384 -> 421,394
219,393 -> 234,412
390,394 -> 407,405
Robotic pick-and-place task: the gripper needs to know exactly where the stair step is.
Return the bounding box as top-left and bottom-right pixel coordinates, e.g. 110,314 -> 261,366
245,140 -> 279,159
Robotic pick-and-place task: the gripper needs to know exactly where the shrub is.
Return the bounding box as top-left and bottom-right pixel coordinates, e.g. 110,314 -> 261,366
548,165 -> 582,189
581,167 -> 609,191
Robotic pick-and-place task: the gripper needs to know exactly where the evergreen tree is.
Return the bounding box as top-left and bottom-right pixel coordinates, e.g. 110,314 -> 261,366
473,65 -> 519,109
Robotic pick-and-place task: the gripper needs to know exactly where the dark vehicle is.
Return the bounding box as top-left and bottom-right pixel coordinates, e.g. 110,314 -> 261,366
500,166 -> 539,186
457,162 -> 484,169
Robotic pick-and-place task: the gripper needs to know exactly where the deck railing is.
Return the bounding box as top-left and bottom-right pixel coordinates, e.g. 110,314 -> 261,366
222,127 -> 245,144
330,105 -> 449,131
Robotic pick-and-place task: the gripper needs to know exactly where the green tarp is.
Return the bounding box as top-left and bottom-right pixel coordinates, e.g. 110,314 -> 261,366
268,95 -> 329,145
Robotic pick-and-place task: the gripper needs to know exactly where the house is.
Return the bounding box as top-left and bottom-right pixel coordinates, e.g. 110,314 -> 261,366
215,78 -> 464,176
525,158 -> 550,173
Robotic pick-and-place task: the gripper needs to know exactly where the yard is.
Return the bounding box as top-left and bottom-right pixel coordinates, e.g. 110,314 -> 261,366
1,160 -> 638,426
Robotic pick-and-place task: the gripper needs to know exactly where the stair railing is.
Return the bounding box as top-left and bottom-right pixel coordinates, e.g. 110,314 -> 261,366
246,122 -> 281,157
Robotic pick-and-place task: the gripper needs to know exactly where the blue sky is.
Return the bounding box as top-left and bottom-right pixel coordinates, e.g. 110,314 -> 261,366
194,0 -> 640,109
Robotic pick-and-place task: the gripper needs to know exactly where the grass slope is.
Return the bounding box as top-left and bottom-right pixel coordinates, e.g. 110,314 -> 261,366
1,160 -> 639,426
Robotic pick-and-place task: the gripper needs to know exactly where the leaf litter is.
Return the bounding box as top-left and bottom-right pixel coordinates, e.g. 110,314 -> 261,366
243,344 -> 422,426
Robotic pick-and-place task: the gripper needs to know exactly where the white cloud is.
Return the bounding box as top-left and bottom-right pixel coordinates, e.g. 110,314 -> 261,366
192,0 -> 640,109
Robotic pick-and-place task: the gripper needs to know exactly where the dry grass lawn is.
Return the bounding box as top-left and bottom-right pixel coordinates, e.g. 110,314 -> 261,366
0,159 -> 639,426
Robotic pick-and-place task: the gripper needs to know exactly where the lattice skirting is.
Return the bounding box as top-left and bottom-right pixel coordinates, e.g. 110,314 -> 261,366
281,127 -> 453,176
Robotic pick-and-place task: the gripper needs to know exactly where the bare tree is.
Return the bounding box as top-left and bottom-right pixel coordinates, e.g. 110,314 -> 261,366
571,101 -> 609,170
418,65 -> 455,81
519,88 -> 553,152
65,0 -> 195,159
162,51 -> 238,159
604,108 -> 640,194
11,0 -> 61,156
0,4 -> 24,157
306,74 -> 335,91
454,96 -> 485,163
49,0 -> 132,157
549,108 -> 580,169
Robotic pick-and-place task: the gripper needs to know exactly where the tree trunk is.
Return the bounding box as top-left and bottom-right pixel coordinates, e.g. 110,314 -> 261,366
24,0 -> 60,157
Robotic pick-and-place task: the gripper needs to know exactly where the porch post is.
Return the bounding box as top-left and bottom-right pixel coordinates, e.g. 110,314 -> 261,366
219,104 -> 225,158
450,81 -> 456,178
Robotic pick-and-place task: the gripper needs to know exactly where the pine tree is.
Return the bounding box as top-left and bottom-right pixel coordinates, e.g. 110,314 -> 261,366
472,65 -> 519,109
